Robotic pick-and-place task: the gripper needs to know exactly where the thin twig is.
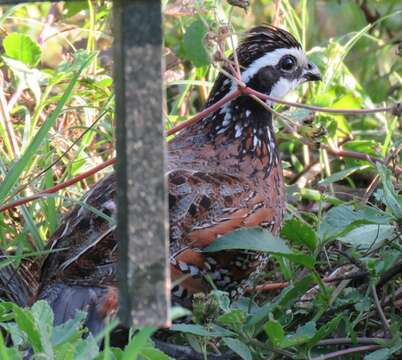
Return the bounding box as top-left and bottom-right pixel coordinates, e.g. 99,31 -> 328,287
0,158 -> 115,213
38,3 -> 59,45
248,270 -> 369,293
241,86 -> 399,115
310,345 -> 381,360
317,337 -> 385,346
372,284 -> 391,337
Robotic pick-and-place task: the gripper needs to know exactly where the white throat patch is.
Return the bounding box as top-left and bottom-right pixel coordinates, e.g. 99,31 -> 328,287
269,78 -> 301,103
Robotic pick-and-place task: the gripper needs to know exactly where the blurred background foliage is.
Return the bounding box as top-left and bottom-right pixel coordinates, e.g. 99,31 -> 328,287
0,0 -> 400,359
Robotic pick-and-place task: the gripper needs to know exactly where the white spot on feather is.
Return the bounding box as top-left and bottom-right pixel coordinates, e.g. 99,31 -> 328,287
222,112 -> 231,126
235,124 -> 242,138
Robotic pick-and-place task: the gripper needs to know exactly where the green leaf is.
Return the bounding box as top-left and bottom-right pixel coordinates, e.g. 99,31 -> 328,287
343,140 -> 380,167
183,19 -> 209,67
319,165 -> 370,185
170,306 -> 192,321
3,33 -> 42,66
63,1 -> 88,17
222,338 -> 252,360
364,348 -> 390,360
376,163 -> 402,218
52,310 -> 86,346
281,218 -> 317,251
320,205 -> 392,244
12,304 -> 42,353
31,300 -> 54,357
280,321 -> 316,348
170,324 -> 234,337
265,319 -> 285,347
140,346 -> 173,360
122,327 -> 156,360
0,323 -> 26,346
217,309 -> 246,332
339,224 -> 396,250
203,227 -> 315,268
74,334 -> 99,360
307,314 -> 343,348
247,274 -> 316,328
0,331 -> 21,360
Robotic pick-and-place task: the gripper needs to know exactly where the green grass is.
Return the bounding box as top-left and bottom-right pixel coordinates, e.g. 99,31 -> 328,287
0,1 -> 401,359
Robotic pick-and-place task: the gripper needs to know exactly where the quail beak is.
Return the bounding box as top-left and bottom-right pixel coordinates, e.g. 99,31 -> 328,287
303,62 -> 322,82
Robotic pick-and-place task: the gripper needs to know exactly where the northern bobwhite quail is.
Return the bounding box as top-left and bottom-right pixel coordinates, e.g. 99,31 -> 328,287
36,25 -> 321,335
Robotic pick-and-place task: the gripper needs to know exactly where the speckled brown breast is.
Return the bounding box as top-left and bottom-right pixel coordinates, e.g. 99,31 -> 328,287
167,121 -> 285,302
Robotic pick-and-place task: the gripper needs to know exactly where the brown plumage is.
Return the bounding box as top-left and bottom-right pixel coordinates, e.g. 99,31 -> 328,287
35,25 -> 321,334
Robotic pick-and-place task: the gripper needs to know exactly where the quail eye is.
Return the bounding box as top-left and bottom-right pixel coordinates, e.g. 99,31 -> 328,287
280,55 -> 296,71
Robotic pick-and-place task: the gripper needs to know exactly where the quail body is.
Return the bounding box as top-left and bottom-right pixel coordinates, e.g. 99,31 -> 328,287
36,25 -> 321,334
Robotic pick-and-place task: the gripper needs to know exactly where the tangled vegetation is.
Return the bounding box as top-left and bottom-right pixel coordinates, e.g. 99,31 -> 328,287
0,1 -> 401,359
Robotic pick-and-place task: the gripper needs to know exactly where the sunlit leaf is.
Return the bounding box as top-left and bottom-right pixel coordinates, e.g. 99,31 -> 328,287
3,33 -> 41,66
183,19 -> 209,67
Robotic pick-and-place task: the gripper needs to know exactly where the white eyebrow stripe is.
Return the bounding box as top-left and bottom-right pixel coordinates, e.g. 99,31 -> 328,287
240,47 -> 306,84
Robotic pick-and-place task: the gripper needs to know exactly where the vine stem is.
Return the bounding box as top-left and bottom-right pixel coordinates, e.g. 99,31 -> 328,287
241,86 -> 398,115
372,284 -> 391,337
310,345 -> 381,360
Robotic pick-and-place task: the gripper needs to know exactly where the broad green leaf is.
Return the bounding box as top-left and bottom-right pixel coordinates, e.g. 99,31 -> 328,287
280,321 -> 316,348
364,348 -> 390,360
170,324 -> 234,337
307,314 -> 343,348
319,165 -> 370,185
12,304 -> 42,353
140,346 -> 173,360
122,327 -> 156,360
170,306 -> 192,321
217,309 -> 246,332
319,205 -> 380,242
63,1 -> 88,17
31,300 -> 54,357
247,274 -> 316,328
3,33 -> 42,66
343,140 -> 380,167
339,224 -> 395,250
265,319 -> 285,347
0,332 -> 21,360
376,163 -> 402,218
203,228 -> 291,253
74,334 -> 99,360
52,310 -> 86,346
0,323 -> 26,346
204,227 -> 315,268
211,290 -> 230,312
183,19 -> 209,67
281,218 -> 317,251
222,338 -> 252,360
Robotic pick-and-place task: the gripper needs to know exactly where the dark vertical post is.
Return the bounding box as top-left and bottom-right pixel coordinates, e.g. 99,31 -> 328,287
114,0 -> 170,327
